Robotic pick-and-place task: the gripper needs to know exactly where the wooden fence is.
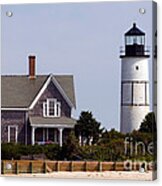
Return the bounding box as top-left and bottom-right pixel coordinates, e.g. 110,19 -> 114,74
1,160 -> 154,174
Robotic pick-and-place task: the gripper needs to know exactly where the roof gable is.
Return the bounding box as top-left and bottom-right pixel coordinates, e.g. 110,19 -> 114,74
29,74 -> 75,109
1,74 -> 76,109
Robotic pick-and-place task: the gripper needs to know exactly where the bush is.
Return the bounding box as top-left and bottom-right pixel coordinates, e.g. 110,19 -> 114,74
1,143 -> 21,160
43,144 -> 60,160
1,143 -> 60,160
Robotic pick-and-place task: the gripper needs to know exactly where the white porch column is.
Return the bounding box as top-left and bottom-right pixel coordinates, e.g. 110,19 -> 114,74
58,128 -> 64,147
32,127 -> 36,145
15,126 -> 18,144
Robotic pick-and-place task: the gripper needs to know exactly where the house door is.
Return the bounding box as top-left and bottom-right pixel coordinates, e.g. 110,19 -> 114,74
8,126 -> 18,143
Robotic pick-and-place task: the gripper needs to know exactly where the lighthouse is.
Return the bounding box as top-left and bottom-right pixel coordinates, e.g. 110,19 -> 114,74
120,23 -> 150,133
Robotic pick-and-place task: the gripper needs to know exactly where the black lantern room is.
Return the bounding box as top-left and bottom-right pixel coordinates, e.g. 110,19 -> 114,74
121,23 -> 149,57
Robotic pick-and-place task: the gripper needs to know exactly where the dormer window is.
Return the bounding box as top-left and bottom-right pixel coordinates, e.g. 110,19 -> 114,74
43,98 -> 61,117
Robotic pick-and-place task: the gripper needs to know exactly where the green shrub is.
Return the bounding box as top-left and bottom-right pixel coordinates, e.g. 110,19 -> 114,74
1,143 -> 61,160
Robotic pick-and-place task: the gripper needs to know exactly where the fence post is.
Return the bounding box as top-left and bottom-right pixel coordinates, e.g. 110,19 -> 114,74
56,161 -> 60,171
1,161 -> 4,174
15,161 -> 19,174
84,161 -> 87,172
114,162 -> 116,171
44,161 -> 47,173
30,161 -> 33,173
70,161 -> 73,172
98,161 -> 102,172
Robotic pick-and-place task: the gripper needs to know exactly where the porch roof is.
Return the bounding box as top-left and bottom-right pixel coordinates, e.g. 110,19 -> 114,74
29,116 -> 76,128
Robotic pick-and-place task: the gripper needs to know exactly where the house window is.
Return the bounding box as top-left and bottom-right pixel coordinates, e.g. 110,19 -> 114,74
8,125 -> 18,143
43,98 -> 61,117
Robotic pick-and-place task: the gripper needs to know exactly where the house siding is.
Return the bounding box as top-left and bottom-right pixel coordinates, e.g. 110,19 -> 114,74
29,81 -> 71,118
1,111 -> 27,144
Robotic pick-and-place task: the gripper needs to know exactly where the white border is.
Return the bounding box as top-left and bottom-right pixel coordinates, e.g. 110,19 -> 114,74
0,0 -> 162,185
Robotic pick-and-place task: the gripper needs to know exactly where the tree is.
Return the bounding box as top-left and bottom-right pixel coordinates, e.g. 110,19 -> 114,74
139,112 -> 157,162
99,128 -> 125,145
139,112 -> 156,133
61,131 -> 82,160
75,111 -> 104,145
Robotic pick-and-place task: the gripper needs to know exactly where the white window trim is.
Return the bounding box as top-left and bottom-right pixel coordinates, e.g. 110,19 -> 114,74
8,125 -> 18,143
43,98 -> 61,118
43,102 -> 47,117
56,102 -> 61,117
1,108 -> 28,111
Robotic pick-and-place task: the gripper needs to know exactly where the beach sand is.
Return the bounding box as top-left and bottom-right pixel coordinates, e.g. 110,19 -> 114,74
2,171 -> 156,181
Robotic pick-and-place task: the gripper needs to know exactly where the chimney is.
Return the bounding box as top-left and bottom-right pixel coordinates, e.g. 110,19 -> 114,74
28,55 -> 36,79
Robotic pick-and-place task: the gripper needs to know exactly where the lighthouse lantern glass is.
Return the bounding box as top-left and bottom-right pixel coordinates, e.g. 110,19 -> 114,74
125,35 -> 145,45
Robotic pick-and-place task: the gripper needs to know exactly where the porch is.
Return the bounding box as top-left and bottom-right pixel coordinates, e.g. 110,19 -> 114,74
29,116 -> 76,147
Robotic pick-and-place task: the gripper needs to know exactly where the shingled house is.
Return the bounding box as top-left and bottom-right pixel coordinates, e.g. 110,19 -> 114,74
1,56 -> 76,147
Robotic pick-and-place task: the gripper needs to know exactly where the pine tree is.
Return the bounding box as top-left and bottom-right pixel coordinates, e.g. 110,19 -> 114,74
75,111 -> 104,145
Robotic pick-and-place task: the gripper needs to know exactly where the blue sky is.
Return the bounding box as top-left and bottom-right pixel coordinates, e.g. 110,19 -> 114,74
1,1 -> 153,130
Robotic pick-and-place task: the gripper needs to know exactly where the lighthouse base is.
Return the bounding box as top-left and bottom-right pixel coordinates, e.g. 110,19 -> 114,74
120,105 -> 150,133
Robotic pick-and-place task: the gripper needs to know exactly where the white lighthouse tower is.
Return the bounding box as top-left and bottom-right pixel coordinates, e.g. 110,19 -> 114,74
120,23 -> 150,133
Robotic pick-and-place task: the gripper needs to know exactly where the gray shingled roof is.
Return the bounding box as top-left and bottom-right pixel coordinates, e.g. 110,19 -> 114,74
1,75 -> 76,108
29,116 -> 76,126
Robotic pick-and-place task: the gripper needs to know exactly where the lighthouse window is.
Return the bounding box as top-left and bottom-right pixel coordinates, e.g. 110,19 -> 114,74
133,36 -> 137,44
135,66 -> 139,70
125,36 -> 145,45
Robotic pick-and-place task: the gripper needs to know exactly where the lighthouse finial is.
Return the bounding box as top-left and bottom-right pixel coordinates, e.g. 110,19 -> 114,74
133,23 -> 136,28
